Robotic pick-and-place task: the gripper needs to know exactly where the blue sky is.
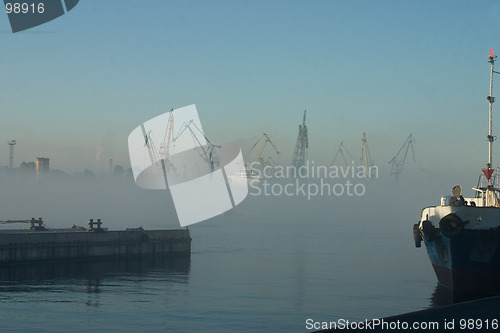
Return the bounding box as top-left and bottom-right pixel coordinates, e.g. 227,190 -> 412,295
1,0 -> 500,180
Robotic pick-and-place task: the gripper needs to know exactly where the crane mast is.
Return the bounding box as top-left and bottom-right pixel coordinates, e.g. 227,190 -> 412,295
361,132 -> 374,172
159,108 -> 175,157
291,110 -> 308,168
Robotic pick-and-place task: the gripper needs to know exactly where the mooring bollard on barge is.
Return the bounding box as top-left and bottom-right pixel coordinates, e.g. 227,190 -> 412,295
0,218 -> 191,263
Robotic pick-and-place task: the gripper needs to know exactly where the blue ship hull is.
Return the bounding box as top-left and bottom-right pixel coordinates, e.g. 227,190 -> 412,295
423,228 -> 500,292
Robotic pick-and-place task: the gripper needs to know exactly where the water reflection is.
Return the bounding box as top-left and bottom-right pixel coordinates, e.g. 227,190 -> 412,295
430,284 -> 500,307
0,256 -> 191,292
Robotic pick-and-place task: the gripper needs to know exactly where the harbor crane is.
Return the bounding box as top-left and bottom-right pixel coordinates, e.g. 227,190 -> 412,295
159,108 -> 175,157
173,120 -> 221,172
142,112 -> 220,173
247,132 -> 280,167
291,110 -> 308,168
331,142 -> 355,167
388,133 -> 415,181
361,132 -> 374,171
143,130 -> 161,168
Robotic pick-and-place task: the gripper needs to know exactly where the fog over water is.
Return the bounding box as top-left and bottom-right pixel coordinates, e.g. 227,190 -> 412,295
0,156 -> 484,230
0,156 -> 491,331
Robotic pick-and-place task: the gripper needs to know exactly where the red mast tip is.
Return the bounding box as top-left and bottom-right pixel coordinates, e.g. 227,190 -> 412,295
491,49 -> 494,58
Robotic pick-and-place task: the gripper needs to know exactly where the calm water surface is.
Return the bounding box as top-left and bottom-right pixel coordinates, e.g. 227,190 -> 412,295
0,181 -> 461,332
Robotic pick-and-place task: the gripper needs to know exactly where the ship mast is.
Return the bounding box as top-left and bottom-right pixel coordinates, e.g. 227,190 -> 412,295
487,49 -> 496,174
482,49 -> 500,206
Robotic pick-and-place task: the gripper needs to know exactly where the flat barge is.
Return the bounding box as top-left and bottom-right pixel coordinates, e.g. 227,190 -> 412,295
0,218 -> 191,263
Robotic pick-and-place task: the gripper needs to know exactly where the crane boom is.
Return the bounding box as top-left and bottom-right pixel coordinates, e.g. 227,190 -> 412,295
331,142 -> 355,167
1,220 -> 30,224
172,120 -> 220,171
255,133 -> 280,163
1,218 -> 46,230
247,133 -> 280,164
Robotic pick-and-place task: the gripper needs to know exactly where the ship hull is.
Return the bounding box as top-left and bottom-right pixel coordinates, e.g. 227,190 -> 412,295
419,205 -> 500,293
424,230 -> 500,292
